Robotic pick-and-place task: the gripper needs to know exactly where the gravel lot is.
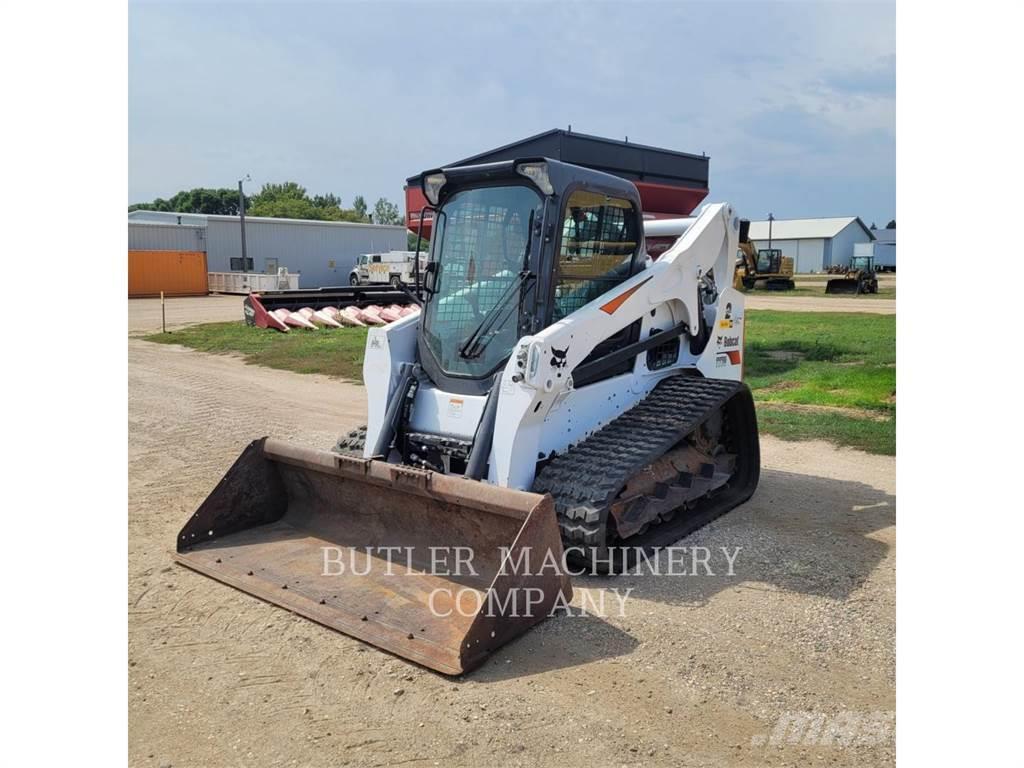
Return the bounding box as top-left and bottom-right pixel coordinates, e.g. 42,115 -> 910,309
129,295 -> 242,333
129,321 -> 895,766
745,295 -> 895,314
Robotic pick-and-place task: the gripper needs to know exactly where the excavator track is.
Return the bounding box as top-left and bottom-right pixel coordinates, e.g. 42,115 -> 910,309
531,374 -> 760,570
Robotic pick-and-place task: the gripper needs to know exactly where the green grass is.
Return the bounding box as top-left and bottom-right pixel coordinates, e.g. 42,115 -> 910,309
143,309 -> 896,455
755,407 -> 895,456
144,321 -> 370,381
744,310 -> 895,454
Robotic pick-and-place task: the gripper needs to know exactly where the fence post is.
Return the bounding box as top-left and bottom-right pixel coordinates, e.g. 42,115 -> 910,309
161,291 -> 166,334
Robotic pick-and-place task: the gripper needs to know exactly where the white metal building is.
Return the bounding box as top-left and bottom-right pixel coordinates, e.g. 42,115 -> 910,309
129,220 -> 206,251
748,217 -> 875,273
128,210 -> 407,288
129,210 -> 208,226
864,227 -> 896,271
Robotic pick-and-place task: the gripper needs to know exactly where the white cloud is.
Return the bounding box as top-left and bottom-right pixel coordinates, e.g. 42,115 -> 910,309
128,1 -> 894,222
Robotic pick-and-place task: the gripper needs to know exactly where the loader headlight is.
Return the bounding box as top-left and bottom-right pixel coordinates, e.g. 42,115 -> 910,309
422,173 -> 447,206
516,162 -> 554,195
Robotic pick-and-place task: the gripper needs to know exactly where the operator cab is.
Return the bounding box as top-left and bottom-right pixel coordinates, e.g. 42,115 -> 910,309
414,157 -> 646,396
384,159 -> 650,475
756,248 -> 783,274
850,255 -> 875,272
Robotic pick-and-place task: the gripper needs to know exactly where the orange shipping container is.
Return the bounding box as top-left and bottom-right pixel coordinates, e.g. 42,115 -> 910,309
128,250 -> 208,298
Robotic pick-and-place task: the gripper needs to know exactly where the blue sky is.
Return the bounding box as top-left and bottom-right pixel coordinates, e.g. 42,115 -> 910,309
129,1 -> 895,226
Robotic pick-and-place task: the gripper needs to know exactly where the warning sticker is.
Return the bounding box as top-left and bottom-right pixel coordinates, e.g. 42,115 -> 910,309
448,398 -> 464,419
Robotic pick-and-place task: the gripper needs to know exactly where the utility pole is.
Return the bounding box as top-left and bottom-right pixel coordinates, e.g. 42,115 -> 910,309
238,174 -> 251,272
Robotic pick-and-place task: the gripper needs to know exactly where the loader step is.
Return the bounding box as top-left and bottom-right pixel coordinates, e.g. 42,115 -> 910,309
531,374 -> 760,571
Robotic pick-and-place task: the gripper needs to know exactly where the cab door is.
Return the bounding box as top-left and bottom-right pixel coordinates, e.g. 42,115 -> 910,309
549,189 -> 643,386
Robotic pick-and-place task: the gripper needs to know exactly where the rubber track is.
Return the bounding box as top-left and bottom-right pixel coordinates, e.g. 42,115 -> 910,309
531,374 -> 747,549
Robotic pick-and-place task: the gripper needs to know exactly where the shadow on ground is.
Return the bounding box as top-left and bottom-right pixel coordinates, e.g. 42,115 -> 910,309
471,467 -> 894,680
599,468 -> 896,607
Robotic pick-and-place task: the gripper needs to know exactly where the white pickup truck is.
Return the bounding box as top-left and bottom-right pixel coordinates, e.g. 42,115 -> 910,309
349,251 -> 423,287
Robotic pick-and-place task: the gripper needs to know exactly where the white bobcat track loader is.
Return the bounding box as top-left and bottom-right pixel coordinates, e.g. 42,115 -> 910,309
176,158 -> 760,674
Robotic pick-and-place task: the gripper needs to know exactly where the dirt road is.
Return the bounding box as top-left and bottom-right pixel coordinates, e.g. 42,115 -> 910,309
129,295 -> 242,333
745,295 -> 895,314
129,339 -> 895,767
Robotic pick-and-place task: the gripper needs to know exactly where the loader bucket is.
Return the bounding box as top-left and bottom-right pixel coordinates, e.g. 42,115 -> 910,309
174,438 -> 571,675
825,277 -> 860,295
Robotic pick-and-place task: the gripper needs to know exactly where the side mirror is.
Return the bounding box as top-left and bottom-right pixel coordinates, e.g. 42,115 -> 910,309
413,205 -> 436,302
423,262 -> 438,295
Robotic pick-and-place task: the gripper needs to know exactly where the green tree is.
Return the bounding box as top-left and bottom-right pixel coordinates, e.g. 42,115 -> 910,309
249,196 -> 322,220
129,181 -> 383,224
248,182 -> 372,222
251,182 -> 307,207
128,187 -> 245,215
373,197 -> 403,225
312,193 -> 343,209
172,188 -> 243,215
886,219 -> 895,229
352,195 -> 368,222
408,233 -> 429,251
317,206 -> 368,223
129,200 -> 166,212
249,182 -> 320,219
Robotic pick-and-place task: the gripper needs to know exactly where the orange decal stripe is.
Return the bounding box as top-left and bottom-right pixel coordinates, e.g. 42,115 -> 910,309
599,276 -> 652,315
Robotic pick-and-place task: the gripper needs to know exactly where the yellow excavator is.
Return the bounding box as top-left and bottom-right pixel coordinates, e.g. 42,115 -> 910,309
732,233 -> 796,291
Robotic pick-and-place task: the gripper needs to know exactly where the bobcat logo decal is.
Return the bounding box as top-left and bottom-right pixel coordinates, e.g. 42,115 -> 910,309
550,346 -> 569,369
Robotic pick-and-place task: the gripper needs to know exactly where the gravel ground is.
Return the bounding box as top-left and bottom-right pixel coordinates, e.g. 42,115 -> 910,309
129,295 -> 243,333
128,334 -> 895,767
744,295 -> 895,314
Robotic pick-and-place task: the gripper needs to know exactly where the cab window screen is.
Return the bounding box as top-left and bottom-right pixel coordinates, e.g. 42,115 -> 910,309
554,191 -> 638,318
420,184 -> 540,378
